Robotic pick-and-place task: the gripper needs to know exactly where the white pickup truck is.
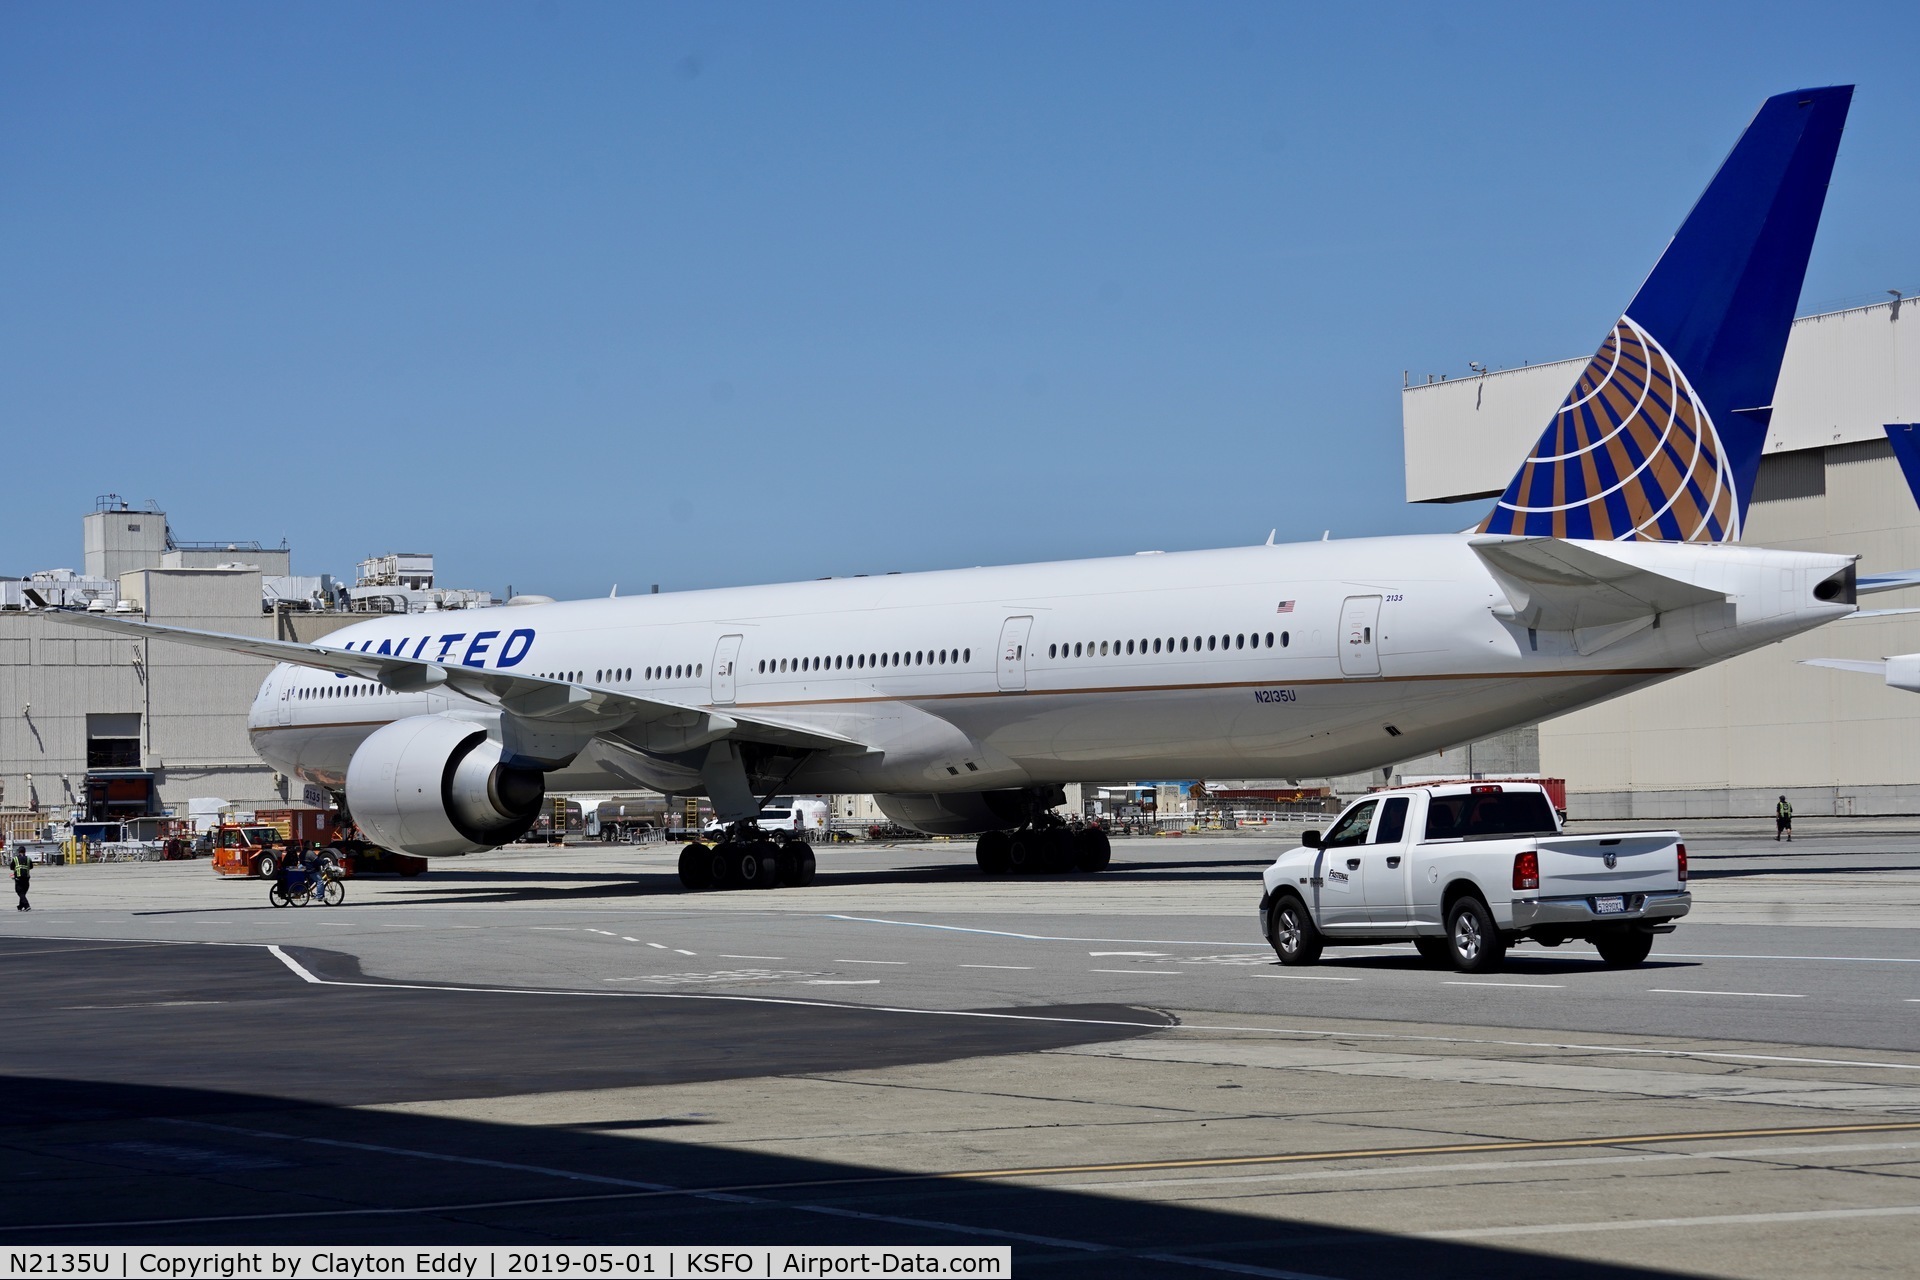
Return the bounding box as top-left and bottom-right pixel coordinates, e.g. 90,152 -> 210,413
1258,783 -> 1689,973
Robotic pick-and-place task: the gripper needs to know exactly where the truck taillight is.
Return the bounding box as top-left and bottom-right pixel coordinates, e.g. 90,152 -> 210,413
1677,843 -> 1688,883
1512,850 -> 1539,891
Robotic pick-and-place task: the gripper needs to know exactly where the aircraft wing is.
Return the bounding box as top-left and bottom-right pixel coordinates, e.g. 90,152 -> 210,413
1468,535 -> 1727,633
1800,654 -> 1920,692
46,609 -> 868,757
1799,658 -> 1885,675
1857,570 -> 1920,595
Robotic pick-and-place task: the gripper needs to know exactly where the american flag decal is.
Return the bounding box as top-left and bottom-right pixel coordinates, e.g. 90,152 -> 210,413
1276,600 -> 1295,614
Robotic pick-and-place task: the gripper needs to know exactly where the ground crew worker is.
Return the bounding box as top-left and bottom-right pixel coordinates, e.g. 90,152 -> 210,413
1775,795 -> 1794,842
11,845 -> 31,911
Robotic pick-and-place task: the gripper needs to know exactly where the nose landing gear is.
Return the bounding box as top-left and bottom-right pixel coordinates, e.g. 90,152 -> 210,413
976,821 -> 1110,875
678,824 -> 817,891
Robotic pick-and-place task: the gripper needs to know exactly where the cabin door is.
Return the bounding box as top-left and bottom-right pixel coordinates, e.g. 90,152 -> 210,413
711,634 -> 743,705
997,616 -> 1033,691
1338,595 -> 1383,677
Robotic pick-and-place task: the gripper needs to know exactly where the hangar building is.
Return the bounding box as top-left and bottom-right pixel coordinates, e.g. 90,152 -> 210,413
1402,293 -> 1920,818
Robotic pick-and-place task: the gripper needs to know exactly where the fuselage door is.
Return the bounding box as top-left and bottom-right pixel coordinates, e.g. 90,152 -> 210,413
997,616 -> 1033,691
1338,595 -> 1383,678
276,676 -> 292,726
712,634 -> 744,705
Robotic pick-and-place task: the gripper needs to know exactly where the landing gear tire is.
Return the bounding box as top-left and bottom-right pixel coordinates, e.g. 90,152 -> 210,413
1267,894 -> 1323,966
975,830 -> 1012,875
785,843 -> 817,887
1040,828 -> 1077,873
1073,826 -> 1112,873
1412,937 -> 1450,966
737,841 -> 779,889
1594,929 -> 1655,968
1445,896 -> 1506,973
1006,830 -> 1045,874
678,843 -> 713,891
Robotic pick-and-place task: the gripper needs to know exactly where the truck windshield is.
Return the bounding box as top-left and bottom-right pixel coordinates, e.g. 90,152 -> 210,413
1424,792 -> 1558,839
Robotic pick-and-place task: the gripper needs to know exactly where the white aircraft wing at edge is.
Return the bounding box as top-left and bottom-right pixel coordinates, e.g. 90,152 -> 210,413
47,608 -> 870,757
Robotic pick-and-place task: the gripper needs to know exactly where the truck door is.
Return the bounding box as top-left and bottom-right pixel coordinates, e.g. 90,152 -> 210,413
1360,795 -> 1414,925
711,634 -> 743,705
997,616 -> 1033,691
1312,798 -> 1377,929
1338,595 -> 1383,677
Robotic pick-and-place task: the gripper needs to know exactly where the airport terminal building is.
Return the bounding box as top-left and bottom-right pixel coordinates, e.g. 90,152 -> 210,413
1402,294 -> 1920,818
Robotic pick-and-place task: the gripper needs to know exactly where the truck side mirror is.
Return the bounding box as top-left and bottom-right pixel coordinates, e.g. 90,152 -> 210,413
1301,829 -> 1322,849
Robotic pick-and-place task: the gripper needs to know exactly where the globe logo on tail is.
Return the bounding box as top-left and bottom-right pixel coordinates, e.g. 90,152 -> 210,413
1479,315 -> 1739,542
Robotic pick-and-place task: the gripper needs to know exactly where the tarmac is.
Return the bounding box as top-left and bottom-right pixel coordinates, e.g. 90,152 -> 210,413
2,826 -> 1917,1278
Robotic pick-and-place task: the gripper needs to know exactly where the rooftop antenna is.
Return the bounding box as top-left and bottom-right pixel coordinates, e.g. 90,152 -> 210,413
1891,289 -> 1904,321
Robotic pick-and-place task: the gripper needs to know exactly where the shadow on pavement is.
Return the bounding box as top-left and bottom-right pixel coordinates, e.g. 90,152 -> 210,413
0,936 -> 1708,1276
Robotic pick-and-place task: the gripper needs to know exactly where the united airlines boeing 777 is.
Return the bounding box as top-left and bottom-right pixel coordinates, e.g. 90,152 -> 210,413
60,87 -> 1888,890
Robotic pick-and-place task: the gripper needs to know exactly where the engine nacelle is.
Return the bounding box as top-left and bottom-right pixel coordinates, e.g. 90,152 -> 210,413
345,715 -> 546,856
872,786 -> 1065,836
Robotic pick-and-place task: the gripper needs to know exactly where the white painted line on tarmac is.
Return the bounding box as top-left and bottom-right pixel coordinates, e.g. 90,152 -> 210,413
1651,989 -> 1806,999
834,959 -> 906,965
959,964 -> 1033,970
1657,951 -> 1920,965
802,979 -> 881,985
1091,969 -> 1181,976
826,914 -> 1263,947
1444,981 -> 1564,989
267,945 -> 322,984
673,949 -> 696,956
642,941 -> 663,947
1422,1202 -> 1920,1240
1261,974 -> 1360,982
720,954 -> 784,960
1091,951 -> 1170,957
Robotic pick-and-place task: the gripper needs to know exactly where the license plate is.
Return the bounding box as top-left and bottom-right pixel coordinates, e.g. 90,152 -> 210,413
1593,895 -> 1626,915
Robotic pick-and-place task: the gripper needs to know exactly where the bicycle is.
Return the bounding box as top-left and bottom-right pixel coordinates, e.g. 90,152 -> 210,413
268,865 -> 343,907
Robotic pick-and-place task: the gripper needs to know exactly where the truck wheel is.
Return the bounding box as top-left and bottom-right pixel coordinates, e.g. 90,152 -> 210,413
1594,929 -> 1655,967
677,843 -> 712,890
1445,896 -> 1506,973
1267,894 -> 1323,966
1413,937 -> 1450,966
256,853 -> 278,880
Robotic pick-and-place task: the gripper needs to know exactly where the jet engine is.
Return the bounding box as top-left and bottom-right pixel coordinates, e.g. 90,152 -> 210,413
344,715 -> 546,856
872,786 -> 1065,836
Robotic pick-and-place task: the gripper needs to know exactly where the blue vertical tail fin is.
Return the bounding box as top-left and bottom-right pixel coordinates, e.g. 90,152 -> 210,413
1481,86 -> 1852,542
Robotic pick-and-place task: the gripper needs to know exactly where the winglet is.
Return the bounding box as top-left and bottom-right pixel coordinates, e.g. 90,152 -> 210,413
1482,87 -> 1852,543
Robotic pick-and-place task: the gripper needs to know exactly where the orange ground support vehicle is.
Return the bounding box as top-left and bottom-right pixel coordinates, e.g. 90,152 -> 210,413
208,824 -> 294,877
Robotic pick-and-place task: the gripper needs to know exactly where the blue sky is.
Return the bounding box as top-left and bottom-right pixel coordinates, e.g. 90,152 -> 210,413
4,3 -> 1915,599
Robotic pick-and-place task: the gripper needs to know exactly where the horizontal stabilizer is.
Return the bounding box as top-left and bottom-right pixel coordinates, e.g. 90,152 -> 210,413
1858,569 -> 1920,595
1469,536 -> 1726,642
47,609 -> 869,757
1801,654 -> 1920,693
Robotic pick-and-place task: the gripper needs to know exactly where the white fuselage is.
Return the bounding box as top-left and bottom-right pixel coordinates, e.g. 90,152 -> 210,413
246,532 -> 1854,800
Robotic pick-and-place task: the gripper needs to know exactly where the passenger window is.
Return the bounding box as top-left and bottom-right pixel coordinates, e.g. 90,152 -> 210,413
1282,631 -> 1290,647
1179,637 -> 1188,652
1236,634 -> 1245,649
963,648 -> 970,662
1207,636 -> 1216,651
1321,800 -> 1379,850
696,664 -> 703,677
1374,797 -> 1410,844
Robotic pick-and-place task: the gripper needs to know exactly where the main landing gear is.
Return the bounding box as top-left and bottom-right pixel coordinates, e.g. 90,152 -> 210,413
678,825 -> 817,891
974,821 -> 1111,876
